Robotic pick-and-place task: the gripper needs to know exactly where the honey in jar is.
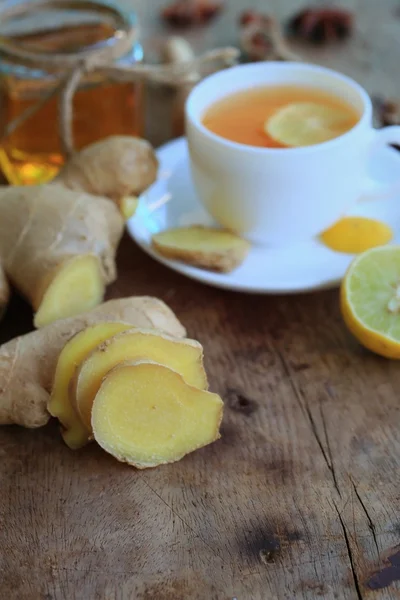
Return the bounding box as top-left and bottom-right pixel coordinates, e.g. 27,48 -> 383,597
0,1 -> 144,185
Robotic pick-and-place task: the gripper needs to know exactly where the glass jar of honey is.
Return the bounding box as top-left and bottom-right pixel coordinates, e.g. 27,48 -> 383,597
0,0 -> 144,185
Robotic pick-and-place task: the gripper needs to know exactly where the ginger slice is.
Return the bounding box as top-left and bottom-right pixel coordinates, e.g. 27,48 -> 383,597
73,328 -> 208,435
34,255 -> 105,328
49,321 -> 133,449
0,296 -> 186,429
152,226 -> 250,273
92,360 -> 224,469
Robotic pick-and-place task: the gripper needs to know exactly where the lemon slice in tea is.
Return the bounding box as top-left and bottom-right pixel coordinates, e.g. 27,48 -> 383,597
265,102 -> 354,147
341,245 -> 400,359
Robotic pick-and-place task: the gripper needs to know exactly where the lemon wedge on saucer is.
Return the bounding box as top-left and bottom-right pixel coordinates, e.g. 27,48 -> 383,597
341,245 -> 400,358
265,102 -> 352,147
321,217 -> 393,254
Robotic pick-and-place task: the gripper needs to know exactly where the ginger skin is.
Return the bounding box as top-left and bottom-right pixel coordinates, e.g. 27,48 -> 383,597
91,360 -> 224,469
71,328 -> 208,437
0,136 -> 158,327
56,136 -> 158,212
0,297 -> 185,428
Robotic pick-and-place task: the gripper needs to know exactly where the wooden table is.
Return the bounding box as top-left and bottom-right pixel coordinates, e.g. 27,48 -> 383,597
1,1 -> 400,598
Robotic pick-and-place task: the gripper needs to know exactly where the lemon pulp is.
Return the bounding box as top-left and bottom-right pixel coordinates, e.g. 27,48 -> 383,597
265,101 -> 357,147
341,245 -> 400,358
321,217 -> 393,254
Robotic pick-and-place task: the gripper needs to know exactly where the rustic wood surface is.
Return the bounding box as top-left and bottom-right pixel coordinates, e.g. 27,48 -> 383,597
1,1 -> 400,599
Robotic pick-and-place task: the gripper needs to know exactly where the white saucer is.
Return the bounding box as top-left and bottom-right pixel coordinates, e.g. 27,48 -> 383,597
127,137 -> 400,294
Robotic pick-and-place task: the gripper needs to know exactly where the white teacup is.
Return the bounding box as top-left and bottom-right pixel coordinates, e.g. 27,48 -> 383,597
185,62 -> 400,245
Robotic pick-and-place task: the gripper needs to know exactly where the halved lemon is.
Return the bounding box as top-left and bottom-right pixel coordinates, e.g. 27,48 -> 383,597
341,245 -> 400,358
265,102 -> 353,147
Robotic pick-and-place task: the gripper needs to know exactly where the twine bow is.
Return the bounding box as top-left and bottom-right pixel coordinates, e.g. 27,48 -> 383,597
0,0 -> 239,158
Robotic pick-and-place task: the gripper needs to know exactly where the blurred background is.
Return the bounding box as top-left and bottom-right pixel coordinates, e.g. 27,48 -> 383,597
2,0 -> 399,151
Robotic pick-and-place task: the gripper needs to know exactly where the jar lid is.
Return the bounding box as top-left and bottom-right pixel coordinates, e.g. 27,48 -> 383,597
0,0 -> 138,70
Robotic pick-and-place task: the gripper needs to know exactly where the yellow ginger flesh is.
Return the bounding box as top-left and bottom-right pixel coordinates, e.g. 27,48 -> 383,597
92,361 -> 224,469
73,328 -> 208,434
0,297 -> 185,428
49,322 -> 134,449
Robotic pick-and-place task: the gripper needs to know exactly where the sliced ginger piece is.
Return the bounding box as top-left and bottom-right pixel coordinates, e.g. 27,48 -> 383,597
34,254 -> 104,328
92,360 -> 224,469
49,321 -> 133,449
152,226 -> 250,273
0,296 -> 185,429
73,328 -> 208,435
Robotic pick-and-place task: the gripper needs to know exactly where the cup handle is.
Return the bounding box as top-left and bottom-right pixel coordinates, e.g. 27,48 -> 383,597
362,126 -> 400,200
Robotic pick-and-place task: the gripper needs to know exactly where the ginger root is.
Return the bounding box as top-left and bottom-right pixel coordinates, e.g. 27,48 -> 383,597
0,136 -> 158,327
72,328 -> 208,436
49,322 -> 134,449
0,185 -> 124,328
0,297 -> 185,428
92,360 -> 223,469
0,262 -> 9,320
56,136 -> 158,211
152,226 -> 251,272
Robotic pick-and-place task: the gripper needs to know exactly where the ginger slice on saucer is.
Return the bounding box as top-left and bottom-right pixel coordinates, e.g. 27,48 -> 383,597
152,226 -> 250,273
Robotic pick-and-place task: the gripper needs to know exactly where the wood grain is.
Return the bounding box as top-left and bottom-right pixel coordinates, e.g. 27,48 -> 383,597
1,1 -> 400,599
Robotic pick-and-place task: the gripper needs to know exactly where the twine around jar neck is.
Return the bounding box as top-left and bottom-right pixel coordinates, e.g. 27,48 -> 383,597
0,0 -> 239,158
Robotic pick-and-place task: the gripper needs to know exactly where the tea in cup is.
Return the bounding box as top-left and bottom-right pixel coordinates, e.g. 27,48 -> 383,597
186,62 -> 400,245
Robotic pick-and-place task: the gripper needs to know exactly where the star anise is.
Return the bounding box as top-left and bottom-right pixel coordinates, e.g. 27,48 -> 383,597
162,0 -> 223,27
288,7 -> 354,44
